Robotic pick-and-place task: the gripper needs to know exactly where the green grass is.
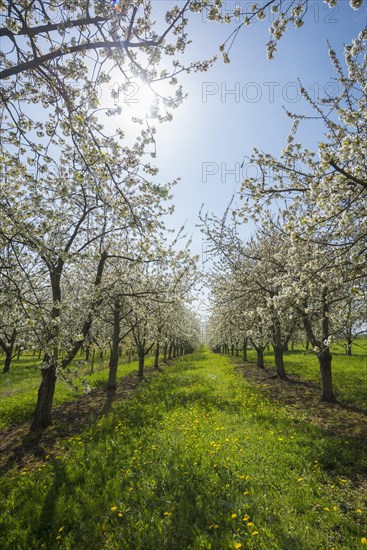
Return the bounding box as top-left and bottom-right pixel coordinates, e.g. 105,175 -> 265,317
0,348 -> 366,549
0,352 -> 155,431
245,341 -> 367,412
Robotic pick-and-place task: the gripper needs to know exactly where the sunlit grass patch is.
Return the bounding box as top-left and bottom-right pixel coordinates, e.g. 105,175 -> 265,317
245,342 -> 367,412
0,352 -> 156,431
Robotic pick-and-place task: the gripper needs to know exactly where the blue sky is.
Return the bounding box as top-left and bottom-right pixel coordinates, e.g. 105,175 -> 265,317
140,0 -> 366,273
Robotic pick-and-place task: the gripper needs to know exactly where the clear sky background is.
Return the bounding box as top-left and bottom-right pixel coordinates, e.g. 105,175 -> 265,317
136,0 -> 366,271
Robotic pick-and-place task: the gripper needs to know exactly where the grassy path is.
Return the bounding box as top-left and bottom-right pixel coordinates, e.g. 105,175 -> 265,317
0,348 -> 366,549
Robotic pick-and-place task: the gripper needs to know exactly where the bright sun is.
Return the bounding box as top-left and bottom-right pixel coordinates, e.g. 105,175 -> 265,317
105,78 -> 162,121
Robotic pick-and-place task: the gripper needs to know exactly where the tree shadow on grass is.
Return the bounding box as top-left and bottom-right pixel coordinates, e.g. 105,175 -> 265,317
0,369 -> 154,476
34,460 -> 68,545
234,361 -> 367,482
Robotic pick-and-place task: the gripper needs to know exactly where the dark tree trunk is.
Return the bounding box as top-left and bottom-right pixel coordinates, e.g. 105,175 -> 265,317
138,348 -> 145,377
1,328 -> 18,372
243,337 -> 248,362
3,351 -> 12,373
305,339 -> 310,351
346,336 -> 352,356
168,342 -> 173,360
274,346 -> 286,379
31,264 -> 62,432
301,289 -> 336,403
272,322 -> 287,379
318,349 -> 336,402
85,345 -> 90,362
163,341 -> 168,363
154,342 -> 160,369
107,300 -> 121,390
30,252 -> 107,433
30,358 -> 57,431
90,349 -> 95,375
256,348 -> 264,368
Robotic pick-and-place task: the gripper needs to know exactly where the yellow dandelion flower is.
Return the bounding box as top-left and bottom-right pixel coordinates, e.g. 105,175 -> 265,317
111,506 -> 118,512
361,538 -> 367,545
247,522 -> 254,527
242,515 -> 250,521
252,531 -> 259,536
235,544 -> 242,549
118,513 -> 123,517
213,524 -> 219,529
163,512 -> 172,517
323,507 -> 330,512
231,513 -> 237,519
243,490 -> 249,496
58,526 -> 64,532
356,509 -> 362,513
297,477 -> 303,482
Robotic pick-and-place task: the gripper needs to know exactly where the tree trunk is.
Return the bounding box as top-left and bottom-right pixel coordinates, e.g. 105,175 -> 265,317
154,342 -> 160,369
274,346 -> 286,379
163,341 -> 168,363
31,252 -> 107,432
346,336 -> 352,356
3,351 -> 12,373
318,349 -> 336,402
1,329 -> 18,372
107,300 -> 120,390
256,348 -> 264,368
138,348 -> 145,377
30,359 -> 57,431
300,290 -> 336,403
168,342 -> 173,360
272,322 -> 287,379
90,349 -> 95,376
31,264 -> 62,432
243,337 -> 248,362
85,345 -> 90,362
